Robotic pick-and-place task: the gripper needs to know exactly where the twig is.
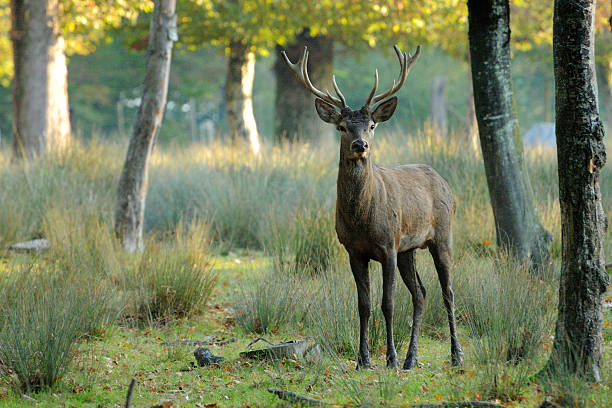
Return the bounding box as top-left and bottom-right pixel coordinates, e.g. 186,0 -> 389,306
125,378 -> 136,408
213,337 -> 237,346
247,337 -> 275,348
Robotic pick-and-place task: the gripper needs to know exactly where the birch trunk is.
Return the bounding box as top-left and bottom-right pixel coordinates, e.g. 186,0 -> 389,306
115,0 -> 177,252
274,30 -> 334,143
225,40 -> 260,154
467,0 -> 552,267
11,0 -> 70,158
544,0 -> 609,382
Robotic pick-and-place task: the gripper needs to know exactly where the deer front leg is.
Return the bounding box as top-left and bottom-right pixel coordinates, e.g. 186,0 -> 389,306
349,255 -> 371,369
381,252 -> 398,368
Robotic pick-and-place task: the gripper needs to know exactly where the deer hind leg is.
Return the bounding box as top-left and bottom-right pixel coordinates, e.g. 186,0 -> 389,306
397,249 -> 426,370
349,254 -> 371,369
428,242 -> 464,366
381,252 -> 398,368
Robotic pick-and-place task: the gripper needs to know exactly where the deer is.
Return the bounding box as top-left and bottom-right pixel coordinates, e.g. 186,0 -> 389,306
281,45 -> 464,370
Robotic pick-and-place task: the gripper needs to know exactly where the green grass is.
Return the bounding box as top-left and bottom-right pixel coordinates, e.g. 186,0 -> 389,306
0,134 -> 610,406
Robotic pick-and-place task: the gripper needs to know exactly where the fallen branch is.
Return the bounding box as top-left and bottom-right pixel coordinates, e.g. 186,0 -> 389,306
410,403 -> 505,408
268,387 -> 507,408
161,336 -> 236,347
267,388 -> 328,406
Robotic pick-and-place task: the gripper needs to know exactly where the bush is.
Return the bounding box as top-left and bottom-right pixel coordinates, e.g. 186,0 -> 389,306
126,220 -> 217,325
0,265 -> 110,392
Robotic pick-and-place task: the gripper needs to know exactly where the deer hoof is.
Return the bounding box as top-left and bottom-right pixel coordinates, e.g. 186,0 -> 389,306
451,350 -> 464,367
356,355 -> 371,370
403,355 -> 418,370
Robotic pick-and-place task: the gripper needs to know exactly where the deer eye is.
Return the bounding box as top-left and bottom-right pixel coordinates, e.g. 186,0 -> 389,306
337,125 -> 346,132
370,124 -> 375,130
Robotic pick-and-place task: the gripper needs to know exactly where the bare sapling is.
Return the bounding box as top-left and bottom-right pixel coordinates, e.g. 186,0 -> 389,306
282,45 -> 464,369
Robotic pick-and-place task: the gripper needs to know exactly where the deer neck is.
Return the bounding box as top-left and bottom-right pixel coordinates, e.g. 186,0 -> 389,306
337,148 -> 376,221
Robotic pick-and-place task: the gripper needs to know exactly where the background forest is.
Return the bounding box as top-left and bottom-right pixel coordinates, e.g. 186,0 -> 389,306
0,1 -> 610,407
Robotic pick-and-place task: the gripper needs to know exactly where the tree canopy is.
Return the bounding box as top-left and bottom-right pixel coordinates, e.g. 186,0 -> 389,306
0,0 -> 151,86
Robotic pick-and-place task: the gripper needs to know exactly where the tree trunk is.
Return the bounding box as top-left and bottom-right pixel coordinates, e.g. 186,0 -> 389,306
274,29 -> 334,143
115,0 -> 177,252
464,54 -> 479,152
467,0 -> 552,267
544,0 -> 609,382
431,76 -> 448,138
225,40 -> 260,154
10,0 -> 70,159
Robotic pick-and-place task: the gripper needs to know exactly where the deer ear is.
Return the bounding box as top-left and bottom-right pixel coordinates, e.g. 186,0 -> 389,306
315,98 -> 340,124
372,97 -> 398,123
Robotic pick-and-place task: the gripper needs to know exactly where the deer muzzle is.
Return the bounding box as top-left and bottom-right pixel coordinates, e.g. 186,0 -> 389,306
351,139 -> 369,154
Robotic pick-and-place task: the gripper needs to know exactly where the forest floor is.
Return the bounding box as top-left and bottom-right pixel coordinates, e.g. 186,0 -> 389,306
0,251 -> 610,408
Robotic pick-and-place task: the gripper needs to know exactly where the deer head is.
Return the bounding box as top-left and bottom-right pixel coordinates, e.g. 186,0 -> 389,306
282,45 -> 421,160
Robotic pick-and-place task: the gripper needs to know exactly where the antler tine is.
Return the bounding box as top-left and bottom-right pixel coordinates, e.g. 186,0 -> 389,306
281,46 -> 345,109
364,69 -> 379,108
332,75 -> 347,107
366,45 -> 422,108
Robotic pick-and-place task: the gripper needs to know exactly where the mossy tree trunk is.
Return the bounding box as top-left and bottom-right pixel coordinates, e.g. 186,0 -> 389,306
274,29 -> 334,143
225,40 -> 260,154
11,0 -> 70,158
115,0 -> 177,252
544,0 -> 609,382
467,0 -> 552,267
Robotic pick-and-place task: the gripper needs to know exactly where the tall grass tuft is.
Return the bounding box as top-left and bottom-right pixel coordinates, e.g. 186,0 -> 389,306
461,255 -> 557,399
234,269 -> 311,334
270,204 -> 343,276
125,220 -> 217,326
0,265 -> 110,392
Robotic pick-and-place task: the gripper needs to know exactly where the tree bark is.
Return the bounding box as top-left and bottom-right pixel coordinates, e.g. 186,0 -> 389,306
464,54 -> 479,152
544,0 -> 609,382
274,29 -> 334,144
10,0 -> 70,159
225,40 -> 260,154
115,0 -> 177,252
467,0 -> 552,267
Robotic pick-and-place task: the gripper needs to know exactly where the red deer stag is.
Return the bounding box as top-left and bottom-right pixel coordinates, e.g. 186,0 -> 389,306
282,45 -> 463,369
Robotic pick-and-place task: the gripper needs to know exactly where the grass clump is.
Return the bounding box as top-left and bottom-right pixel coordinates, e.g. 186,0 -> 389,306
0,265 -> 110,393
461,255 -> 556,399
270,204 -> 343,276
126,220 -> 217,326
234,269 -> 311,334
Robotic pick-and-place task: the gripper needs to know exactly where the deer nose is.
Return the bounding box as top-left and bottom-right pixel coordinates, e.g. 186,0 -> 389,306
351,139 -> 369,153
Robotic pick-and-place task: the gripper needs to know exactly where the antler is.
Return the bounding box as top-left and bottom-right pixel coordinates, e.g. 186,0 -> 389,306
281,47 -> 347,109
364,44 -> 421,109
